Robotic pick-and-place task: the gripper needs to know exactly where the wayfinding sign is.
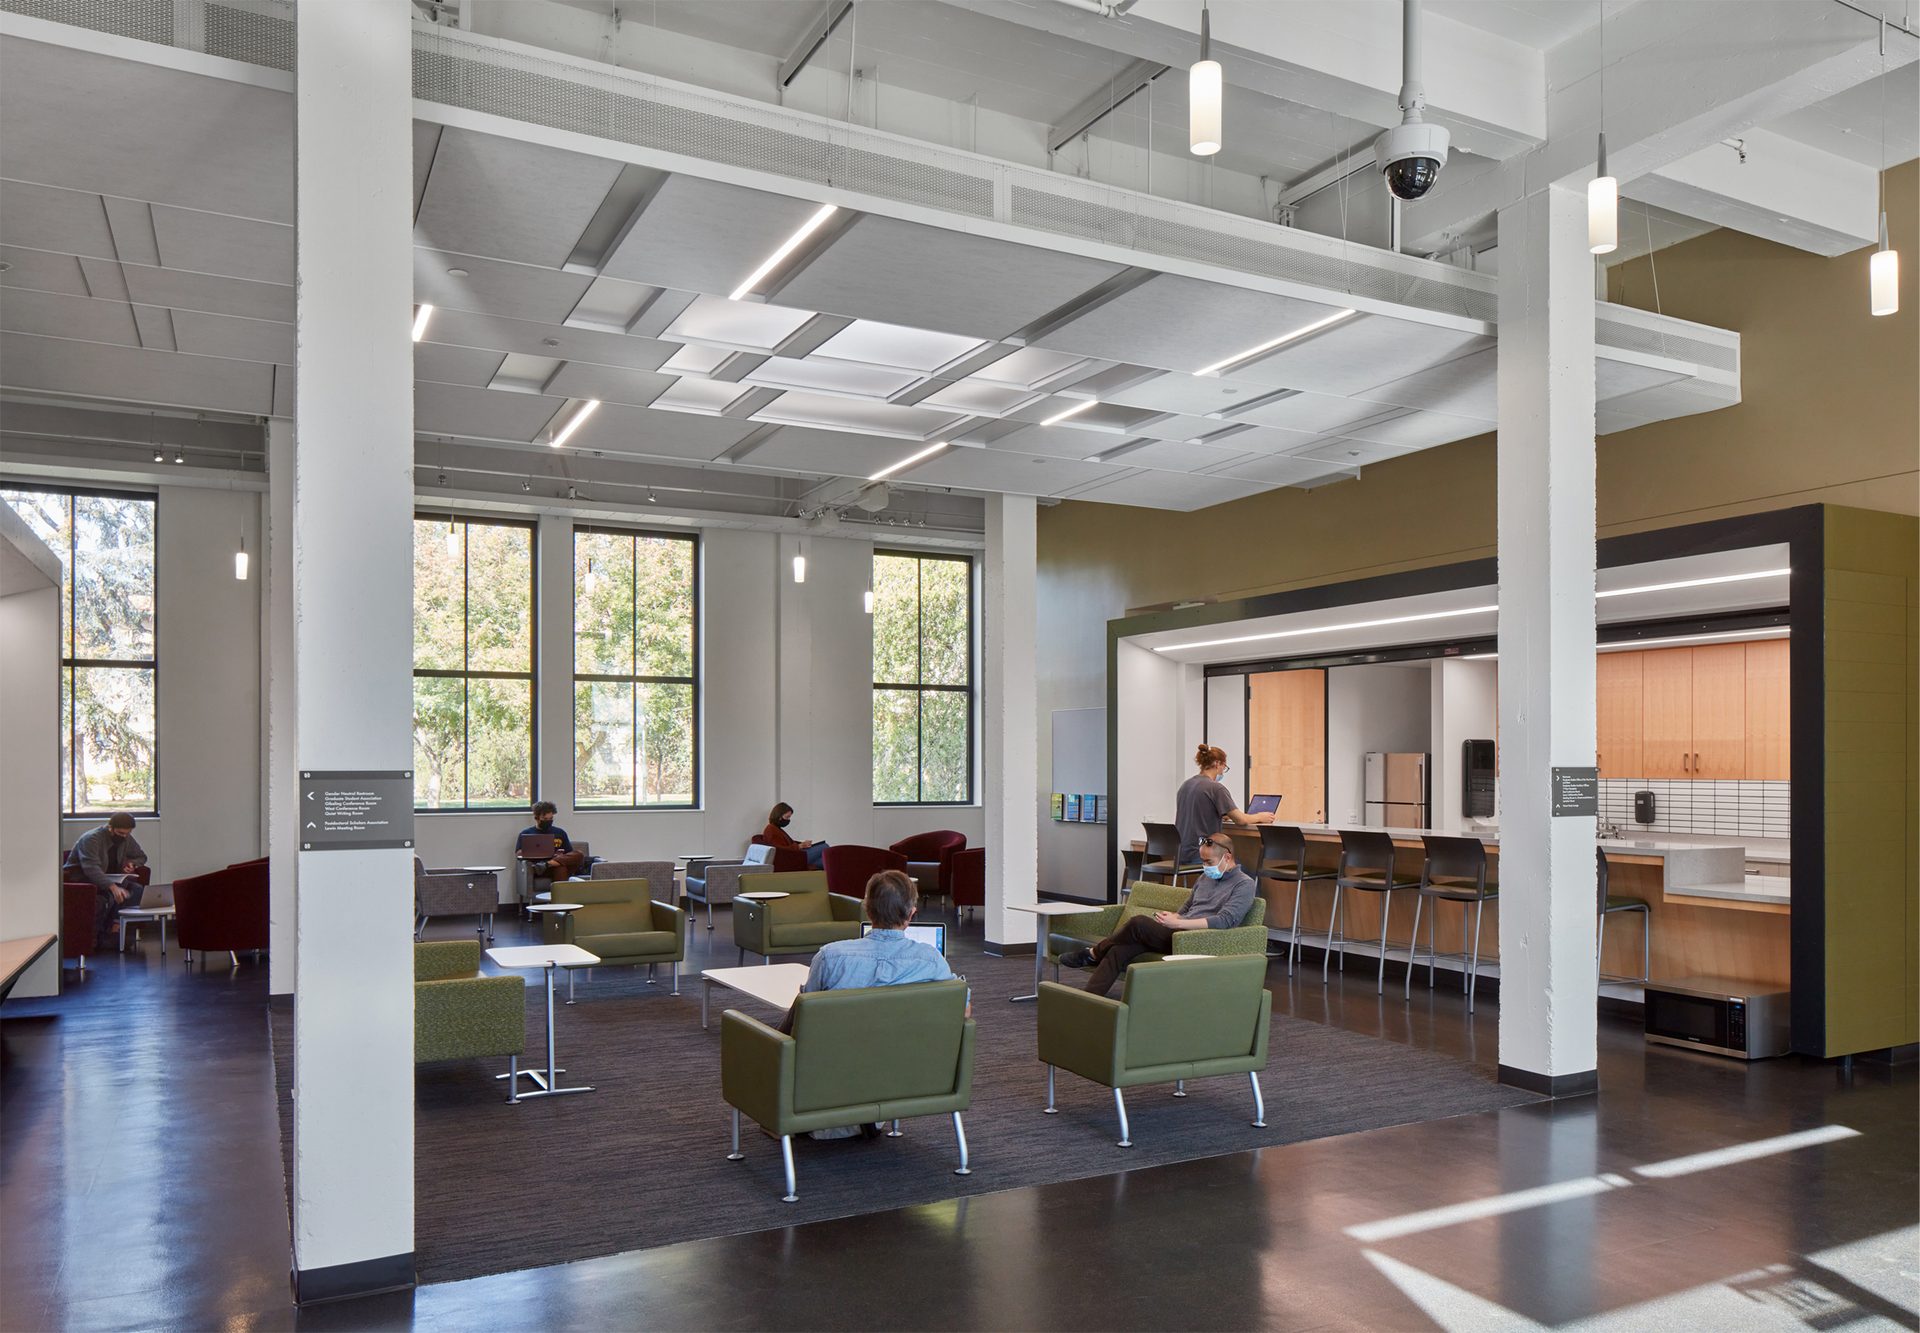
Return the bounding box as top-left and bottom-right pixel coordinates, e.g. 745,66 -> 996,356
300,770 -> 415,850
1550,766 -> 1599,818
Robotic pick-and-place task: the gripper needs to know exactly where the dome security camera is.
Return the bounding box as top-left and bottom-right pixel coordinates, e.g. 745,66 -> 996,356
1374,118 -> 1450,202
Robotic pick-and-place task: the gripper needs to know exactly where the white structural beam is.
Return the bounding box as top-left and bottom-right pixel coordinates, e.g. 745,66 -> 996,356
1625,128 -> 1880,257
267,416 -> 296,996
290,0 -> 416,1303
1407,0 -> 1917,252
1048,55 -> 1171,154
983,493 -> 1038,953
1494,182 -> 1598,1095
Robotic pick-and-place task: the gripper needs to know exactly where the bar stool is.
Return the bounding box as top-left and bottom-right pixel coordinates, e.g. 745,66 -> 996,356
1405,835 -> 1498,1013
1119,845 -> 1145,899
1255,825 -> 1336,977
1597,846 -> 1651,985
1141,822 -> 1202,889
1326,829 -> 1421,992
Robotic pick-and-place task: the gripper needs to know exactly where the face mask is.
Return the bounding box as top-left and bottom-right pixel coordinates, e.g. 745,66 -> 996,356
536,817 -> 551,830
777,816 -> 792,828
1203,862 -> 1226,880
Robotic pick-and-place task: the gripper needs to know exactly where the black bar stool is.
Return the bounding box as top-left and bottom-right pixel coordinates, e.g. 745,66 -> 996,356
1597,846 -> 1651,985
1327,829 -> 1421,992
1141,822 -> 1201,889
1255,825 -> 1336,977
1405,835 -> 1498,1013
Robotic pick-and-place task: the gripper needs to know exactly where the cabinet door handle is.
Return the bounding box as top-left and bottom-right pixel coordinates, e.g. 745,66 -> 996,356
1694,752 -> 1701,773
1682,752 -> 1689,772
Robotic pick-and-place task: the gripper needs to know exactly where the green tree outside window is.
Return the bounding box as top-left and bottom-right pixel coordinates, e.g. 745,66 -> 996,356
872,551 -> 973,805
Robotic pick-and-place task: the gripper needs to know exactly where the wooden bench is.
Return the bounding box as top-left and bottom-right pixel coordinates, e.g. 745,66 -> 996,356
0,934 -> 57,1005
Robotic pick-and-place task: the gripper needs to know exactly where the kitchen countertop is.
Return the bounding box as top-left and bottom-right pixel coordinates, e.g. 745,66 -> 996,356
1666,875 -> 1792,907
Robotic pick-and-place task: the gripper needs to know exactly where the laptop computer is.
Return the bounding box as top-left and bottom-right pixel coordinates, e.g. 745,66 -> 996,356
859,921 -> 948,955
516,832 -> 558,860
1247,794 -> 1283,815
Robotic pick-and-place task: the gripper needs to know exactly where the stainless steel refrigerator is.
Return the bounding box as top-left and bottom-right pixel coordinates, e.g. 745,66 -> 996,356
1364,752 -> 1429,827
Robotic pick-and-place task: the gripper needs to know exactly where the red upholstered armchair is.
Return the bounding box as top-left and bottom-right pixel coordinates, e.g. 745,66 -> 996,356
889,830 -> 967,915
175,859 -> 270,966
950,847 -> 985,921
822,844 -> 908,899
60,860 -> 150,968
748,836 -> 810,873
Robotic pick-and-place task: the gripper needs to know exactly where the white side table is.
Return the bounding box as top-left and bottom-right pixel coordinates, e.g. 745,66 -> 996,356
736,890 -> 790,901
700,962 -> 809,1030
485,943 -> 599,1101
118,904 -> 176,955
1007,900 -> 1103,1002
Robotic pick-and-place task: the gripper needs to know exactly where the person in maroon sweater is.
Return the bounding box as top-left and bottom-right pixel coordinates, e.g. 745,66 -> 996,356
761,802 -> 828,870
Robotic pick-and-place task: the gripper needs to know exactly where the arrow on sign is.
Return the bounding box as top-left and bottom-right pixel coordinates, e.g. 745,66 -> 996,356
305,820 -> 317,829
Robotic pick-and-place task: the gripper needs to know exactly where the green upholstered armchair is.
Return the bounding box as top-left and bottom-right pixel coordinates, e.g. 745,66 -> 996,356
1038,952 -> 1270,1147
414,940 -> 526,1096
730,871 -> 863,965
537,878 -> 687,995
721,978 -> 975,1201
1042,882 -> 1268,980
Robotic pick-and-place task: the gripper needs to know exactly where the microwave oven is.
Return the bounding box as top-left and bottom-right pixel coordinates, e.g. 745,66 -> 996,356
1644,977 -> 1790,1059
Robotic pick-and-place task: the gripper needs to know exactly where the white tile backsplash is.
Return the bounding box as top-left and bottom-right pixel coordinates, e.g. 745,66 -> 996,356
1599,779 -> 1790,839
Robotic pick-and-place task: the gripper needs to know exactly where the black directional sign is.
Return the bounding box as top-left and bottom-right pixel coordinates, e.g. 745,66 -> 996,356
299,770 -> 415,850
1550,766 -> 1599,817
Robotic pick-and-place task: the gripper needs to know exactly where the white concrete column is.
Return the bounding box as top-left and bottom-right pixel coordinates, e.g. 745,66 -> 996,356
266,417 -> 296,994
536,513 -> 572,837
290,0 -> 416,1301
1495,183 -> 1600,1094
0,513 -> 62,999
983,494 -> 1038,950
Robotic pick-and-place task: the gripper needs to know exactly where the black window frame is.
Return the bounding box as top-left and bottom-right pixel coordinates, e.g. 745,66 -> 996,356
2,483 -> 160,817
872,548 -> 975,807
569,524 -> 702,811
411,511 -> 539,813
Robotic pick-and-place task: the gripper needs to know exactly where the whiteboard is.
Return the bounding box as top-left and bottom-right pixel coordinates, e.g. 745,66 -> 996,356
1051,708 -> 1107,795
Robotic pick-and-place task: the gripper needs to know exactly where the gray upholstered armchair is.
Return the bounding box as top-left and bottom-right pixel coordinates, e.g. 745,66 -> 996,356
686,857 -> 771,931
414,859 -> 500,941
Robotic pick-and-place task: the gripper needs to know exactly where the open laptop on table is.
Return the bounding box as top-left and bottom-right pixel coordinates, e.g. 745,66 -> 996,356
516,833 -> 558,861
859,921 -> 948,955
1247,794 -> 1283,816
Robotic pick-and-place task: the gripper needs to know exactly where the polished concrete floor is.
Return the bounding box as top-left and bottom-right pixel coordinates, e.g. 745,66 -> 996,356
3,910 -> 1914,1332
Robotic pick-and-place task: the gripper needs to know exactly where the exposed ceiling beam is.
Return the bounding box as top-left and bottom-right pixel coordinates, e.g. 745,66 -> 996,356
1046,56 -> 1170,154
778,0 -> 854,89
1624,127 -> 1879,257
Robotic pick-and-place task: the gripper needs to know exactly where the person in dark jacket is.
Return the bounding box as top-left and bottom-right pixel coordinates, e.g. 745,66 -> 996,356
65,813 -> 148,947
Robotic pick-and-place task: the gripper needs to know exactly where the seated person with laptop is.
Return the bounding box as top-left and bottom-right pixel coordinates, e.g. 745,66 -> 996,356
518,800 -> 583,887
1060,832 -> 1257,996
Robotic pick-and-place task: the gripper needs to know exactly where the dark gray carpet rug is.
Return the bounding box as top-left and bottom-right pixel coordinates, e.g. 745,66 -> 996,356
271,939 -> 1537,1285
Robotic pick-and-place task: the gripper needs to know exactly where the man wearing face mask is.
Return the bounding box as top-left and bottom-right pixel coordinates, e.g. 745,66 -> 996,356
1060,833 -> 1256,996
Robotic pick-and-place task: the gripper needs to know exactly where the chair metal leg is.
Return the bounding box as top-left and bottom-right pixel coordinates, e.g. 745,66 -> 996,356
1469,899 -> 1486,1013
952,1112 -> 971,1176
1375,890 -> 1393,994
1405,893 -> 1424,1000
567,968 -> 576,1004
647,963 -> 655,985
1639,906 -> 1651,984
1113,1087 -> 1132,1148
780,1134 -> 798,1203
706,899 -> 714,932
886,1118 -> 903,1137
1429,900 -> 1438,990
1173,1078 -> 1186,1097
1044,1065 -> 1057,1114
727,1108 -> 744,1161
1289,877 -> 1304,978
671,959 -> 680,996
1322,884 -> 1342,983
1598,910 -> 1607,964
737,947 -> 744,967
506,1054 -> 520,1104
1249,1070 -> 1267,1128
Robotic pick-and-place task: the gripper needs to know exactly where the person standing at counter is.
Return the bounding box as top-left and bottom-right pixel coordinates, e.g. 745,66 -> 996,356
1177,744 -> 1272,864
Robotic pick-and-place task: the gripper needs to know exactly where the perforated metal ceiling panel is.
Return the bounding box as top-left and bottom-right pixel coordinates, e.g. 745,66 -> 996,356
413,129 -> 627,268
906,444 -> 1118,496
414,342 -> 508,389
170,308 -> 294,365
0,246 -> 91,299
597,174 -> 827,295
0,180 -> 118,262
560,401 -> 760,461
1354,346 -> 1498,420
1239,314 -> 1492,397
1030,273 -> 1351,376
414,380 -> 567,443
540,361 -> 675,409
0,287 -> 141,348
769,214 -> 1126,340
0,330 -> 273,414
422,308 -> 679,374
1064,468 -> 1272,511
413,249 -> 592,326
150,205 -> 293,286
118,264 -> 293,324
1207,451 -> 1356,487
1100,372 -> 1273,418
1596,357 -> 1688,399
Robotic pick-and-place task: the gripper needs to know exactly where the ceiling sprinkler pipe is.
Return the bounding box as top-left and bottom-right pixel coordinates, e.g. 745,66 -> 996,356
1049,0 -> 1123,16
1400,0 -> 1426,120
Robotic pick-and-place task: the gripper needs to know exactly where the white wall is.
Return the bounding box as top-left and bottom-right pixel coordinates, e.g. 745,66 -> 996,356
1325,663 -> 1433,824
1,518 -> 62,998
1430,658 -> 1500,828
1204,672 -> 1248,808
1113,639 -> 1184,880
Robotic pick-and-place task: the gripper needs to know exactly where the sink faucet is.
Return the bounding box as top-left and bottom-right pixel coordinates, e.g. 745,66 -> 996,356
1597,820 -> 1624,840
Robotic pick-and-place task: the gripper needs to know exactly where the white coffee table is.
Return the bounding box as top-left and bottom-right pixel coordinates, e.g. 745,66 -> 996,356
736,890 -> 790,901
700,962 -> 809,1030
118,904 -> 176,955
486,943 -> 599,1101
1008,900 -> 1101,1002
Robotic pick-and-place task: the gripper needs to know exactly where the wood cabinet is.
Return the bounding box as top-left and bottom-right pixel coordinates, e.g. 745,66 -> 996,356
1689,643 -> 1748,778
1249,668 -> 1325,824
1744,637 -> 1791,778
1596,652 -> 1643,778
1639,647 -> 1695,778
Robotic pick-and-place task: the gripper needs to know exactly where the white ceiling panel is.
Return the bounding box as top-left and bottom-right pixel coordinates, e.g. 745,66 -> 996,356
665,294 -> 816,351
598,175 -> 826,294
1207,452 -> 1358,487
0,37 -> 293,223
661,343 -> 734,376
414,342 -> 506,388
414,250 -> 592,326
0,287 -> 140,348
541,361 -> 674,409
1106,439 -> 1252,473
1123,413 -> 1237,443
917,379 -> 1039,416
972,346 -> 1099,389
1065,468 -> 1274,511
1225,389 -> 1387,435
812,319 -> 986,373
0,330 -> 273,414
739,428 -> 923,479
1596,357 -> 1687,400
769,214 -> 1126,340
422,308 -> 679,373
562,401 -> 759,461
974,422 -> 1121,462
1031,273 -> 1350,377
650,377 -> 753,416
414,380 -> 567,443
1191,424 -> 1325,456
0,246 -> 92,299
1338,407 -> 1487,450
1102,372 -> 1277,417
1353,347 -> 1499,420
170,308 -> 295,365
150,206 -> 294,286
413,129 -> 627,267
0,181 -> 116,261
119,263 -> 294,324
751,391 -> 962,440
566,276 -> 659,330
1242,314 -> 1492,397
1296,437 -> 1421,467
904,445 -> 1120,497
744,356 -> 921,400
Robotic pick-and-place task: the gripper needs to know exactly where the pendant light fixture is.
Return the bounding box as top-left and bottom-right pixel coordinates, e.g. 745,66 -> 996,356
792,537 -> 807,584
1588,4 -> 1617,255
233,489 -> 249,581
863,576 -> 875,615
1189,1 -> 1221,156
445,518 -> 459,555
1870,18 -> 1899,317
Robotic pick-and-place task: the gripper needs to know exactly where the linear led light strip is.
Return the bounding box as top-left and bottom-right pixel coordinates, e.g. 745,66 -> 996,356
411,303 -> 434,342
868,440 -> 948,482
1159,604 -> 1498,652
1596,568 -> 1789,598
729,204 -> 838,302
1040,398 -> 1099,427
549,399 -> 600,448
1464,627 -> 1789,662
1195,308 -> 1357,377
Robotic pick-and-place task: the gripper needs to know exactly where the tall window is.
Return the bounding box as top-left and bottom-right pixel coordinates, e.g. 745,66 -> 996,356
2,486 -> 157,814
412,515 -> 535,810
872,551 -> 973,805
573,528 -> 698,807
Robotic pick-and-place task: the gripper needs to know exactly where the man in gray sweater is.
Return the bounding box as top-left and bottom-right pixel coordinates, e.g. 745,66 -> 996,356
64,812 -> 149,948
1061,832 -> 1257,996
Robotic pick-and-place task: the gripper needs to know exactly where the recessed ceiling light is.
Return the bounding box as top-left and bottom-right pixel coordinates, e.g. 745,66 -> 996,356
446,267 -> 469,277
1195,308 -> 1358,377
549,399 -> 600,448
1040,398 -> 1099,427
1596,568 -> 1789,598
729,203 -> 838,302
0,260 -> 12,272
542,337 -> 561,347
411,303 -> 435,342
1156,603 -> 1497,653
868,440 -> 948,482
